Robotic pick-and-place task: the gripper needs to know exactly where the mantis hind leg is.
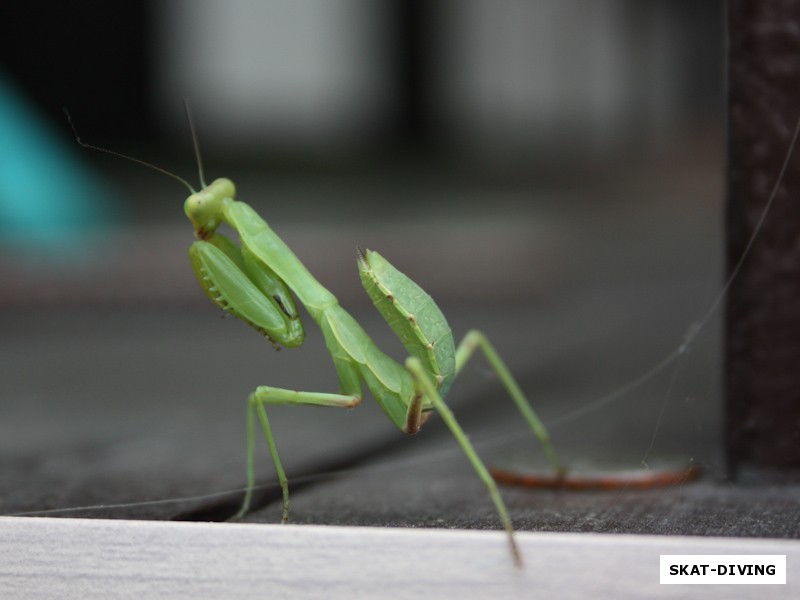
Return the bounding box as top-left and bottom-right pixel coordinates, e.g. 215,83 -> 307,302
456,330 -> 563,475
404,357 -> 522,567
231,386 -> 361,523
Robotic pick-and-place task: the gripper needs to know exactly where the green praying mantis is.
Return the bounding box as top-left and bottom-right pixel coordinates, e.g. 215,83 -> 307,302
73,115 -> 564,566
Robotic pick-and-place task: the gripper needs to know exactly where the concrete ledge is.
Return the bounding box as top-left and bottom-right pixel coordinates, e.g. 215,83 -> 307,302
1,517 -> 797,599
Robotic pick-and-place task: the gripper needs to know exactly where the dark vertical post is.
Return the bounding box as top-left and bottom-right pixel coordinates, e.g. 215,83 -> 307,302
726,0 -> 800,481
389,0 -> 432,146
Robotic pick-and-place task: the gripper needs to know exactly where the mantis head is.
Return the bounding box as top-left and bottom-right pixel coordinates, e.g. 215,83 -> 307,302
184,177 -> 236,239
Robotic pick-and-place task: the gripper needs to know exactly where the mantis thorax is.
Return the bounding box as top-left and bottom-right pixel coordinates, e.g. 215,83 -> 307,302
184,177 -> 236,239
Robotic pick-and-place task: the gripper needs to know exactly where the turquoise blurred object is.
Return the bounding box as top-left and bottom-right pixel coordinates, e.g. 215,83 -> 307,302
0,74 -> 119,254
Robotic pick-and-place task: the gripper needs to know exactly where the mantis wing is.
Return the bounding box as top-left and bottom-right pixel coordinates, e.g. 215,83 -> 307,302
358,249 -> 456,399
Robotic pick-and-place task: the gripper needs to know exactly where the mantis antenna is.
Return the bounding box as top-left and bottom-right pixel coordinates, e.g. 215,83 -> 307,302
183,100 -> 208,189
63,108 -> 197,194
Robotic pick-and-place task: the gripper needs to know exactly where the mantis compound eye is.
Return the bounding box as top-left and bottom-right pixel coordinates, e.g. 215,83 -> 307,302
184,178 -> 236,239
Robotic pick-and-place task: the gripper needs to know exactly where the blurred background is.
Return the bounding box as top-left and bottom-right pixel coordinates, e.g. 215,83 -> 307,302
0,0 -> 724,302
0,1 -> 730,518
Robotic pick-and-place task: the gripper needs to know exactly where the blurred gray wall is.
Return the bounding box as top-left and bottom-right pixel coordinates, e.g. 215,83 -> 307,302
155,0 -> 723,157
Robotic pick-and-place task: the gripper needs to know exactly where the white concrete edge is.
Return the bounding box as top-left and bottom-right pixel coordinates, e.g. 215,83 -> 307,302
0,517 -> 797,599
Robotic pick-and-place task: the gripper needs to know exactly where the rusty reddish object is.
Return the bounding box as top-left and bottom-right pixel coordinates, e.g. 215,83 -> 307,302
726,0 -> 800,481
491,466 -> 700,491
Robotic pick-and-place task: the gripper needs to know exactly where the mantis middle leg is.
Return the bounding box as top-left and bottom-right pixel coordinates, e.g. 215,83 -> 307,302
232,386 -> 361,522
